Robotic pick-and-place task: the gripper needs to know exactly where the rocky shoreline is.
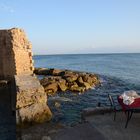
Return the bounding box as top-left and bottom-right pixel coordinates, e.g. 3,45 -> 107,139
34,68 -> 100,95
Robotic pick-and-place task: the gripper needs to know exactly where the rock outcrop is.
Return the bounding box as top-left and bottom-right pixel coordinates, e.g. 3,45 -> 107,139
34,68 -> 100,95
16,75 -> 52,126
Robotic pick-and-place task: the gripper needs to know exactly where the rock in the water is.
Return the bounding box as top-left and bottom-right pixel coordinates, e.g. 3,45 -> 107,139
34,68 -> 100,94
77,76 -> 84,84
40,77 -> 56,86
44,82 -> 58,95
82,82 -> 92,90
63,73 -> 78,82
58,79 -> 67,91
54,102 -> 61,108
69,82 -> 85,92
50,68 -> 63,76
15,75 -> 52,126
34,68 -> 51,75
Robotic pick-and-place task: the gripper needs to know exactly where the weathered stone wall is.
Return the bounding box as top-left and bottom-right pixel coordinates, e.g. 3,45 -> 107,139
11,29 -> 34,75
0,30 -> 16,78
0,28 -> 34,78
0,28 -> 52,126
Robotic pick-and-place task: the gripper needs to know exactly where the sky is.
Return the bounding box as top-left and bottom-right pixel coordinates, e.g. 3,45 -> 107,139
0,0 -> 140,54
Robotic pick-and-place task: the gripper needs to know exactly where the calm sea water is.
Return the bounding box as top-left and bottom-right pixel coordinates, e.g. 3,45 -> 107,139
33,53 -> 140,125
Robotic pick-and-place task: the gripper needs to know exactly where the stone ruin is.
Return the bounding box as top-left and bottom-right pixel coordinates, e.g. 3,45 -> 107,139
0,28 -> 34,77
0,28 -> 52,126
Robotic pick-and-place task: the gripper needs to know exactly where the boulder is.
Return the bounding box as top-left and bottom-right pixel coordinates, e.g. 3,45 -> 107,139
16,103 -> 52,126
50,69 -> 63,76
70,86 -> 85,92
69,82 -> 85,92
34,68 -> 100,94
77,76 -> 84,83
64,73 -> 78,82
82,82 -> 92,90
54,102 -> 61,108
15,75 -> 52,126
34,68 -> 51,75
44,83 -> 58,94
40,77 -> 56,86
82,74 -> 99,86
90,75 -> 100,85
57,79 -> 67,91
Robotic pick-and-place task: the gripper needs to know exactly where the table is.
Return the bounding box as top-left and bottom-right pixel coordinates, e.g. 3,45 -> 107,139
118,96 -> 140,128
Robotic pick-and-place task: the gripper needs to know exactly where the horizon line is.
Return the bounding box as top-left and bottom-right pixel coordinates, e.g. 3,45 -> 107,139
33,52 -> 140,56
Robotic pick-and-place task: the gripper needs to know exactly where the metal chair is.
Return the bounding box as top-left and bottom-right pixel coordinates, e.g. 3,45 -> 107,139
108,94 -> 121,121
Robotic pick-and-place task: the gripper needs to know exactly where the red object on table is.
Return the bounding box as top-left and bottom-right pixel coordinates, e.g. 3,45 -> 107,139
118,96 -> 140,111
118,95 -> 140,128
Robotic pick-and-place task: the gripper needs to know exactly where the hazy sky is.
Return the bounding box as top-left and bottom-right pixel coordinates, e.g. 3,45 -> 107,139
0,0 -> 140,54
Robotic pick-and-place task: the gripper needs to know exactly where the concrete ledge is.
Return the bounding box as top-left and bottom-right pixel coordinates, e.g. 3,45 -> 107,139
81,107 -> 113,120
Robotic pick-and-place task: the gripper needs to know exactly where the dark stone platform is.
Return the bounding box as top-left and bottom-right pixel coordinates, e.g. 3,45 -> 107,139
0,80 -> 16,140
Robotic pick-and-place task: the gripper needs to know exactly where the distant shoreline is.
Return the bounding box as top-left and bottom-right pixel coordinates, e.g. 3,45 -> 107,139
34,52 -> 140,56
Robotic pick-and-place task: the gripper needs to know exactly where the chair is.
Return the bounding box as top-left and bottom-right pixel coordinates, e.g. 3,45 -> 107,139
108,94 -> 121,121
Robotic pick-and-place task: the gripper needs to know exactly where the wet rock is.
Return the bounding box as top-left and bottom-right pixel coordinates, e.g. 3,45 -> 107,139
72,86 -> 85,92
50,68 -> 63,76
77,76 -> 84,85
82,74 -> 92,84
69,82 -> 85,92
34,68 -> 100,94
40,77 -> 56,86
82,82 -> 92,90
91,75 -> 100,85
77,77 -> 91,90
57,79 -> 67,91
64,73 -> 78,82
44,83 -> 58,95
69,82 -> 78,89
55,102 -> 61,108
34,68 -> 51,75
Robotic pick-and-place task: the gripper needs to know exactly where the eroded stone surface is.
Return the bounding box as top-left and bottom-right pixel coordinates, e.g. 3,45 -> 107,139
0,28 -> 52,127
0,28 -> 34,78
15,68 -> 52,126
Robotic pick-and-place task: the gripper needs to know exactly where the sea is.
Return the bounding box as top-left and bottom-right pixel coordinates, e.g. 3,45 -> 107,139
33,53 -> 140,125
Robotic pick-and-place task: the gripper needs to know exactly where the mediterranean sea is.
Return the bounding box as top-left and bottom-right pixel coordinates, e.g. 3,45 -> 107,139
33,53 -> 140,125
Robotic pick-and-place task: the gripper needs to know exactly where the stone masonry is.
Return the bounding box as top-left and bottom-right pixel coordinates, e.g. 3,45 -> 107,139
0,28 -> 52,127
0,28 -> 34,78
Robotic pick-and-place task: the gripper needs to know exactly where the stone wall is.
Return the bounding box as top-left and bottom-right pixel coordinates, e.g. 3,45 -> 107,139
0,28 -> 52,126
0,28 -> 34,78
0,30 -> 16,78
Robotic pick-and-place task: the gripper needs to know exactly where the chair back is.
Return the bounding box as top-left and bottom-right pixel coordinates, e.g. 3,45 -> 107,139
108,94 -> 116,109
